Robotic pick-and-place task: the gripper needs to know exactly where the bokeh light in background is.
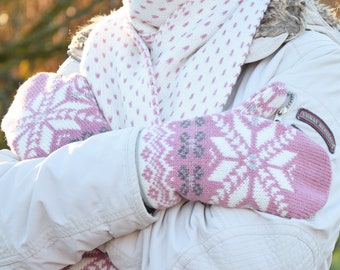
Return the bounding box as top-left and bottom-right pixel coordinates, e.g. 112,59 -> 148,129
0,0 -> 122,131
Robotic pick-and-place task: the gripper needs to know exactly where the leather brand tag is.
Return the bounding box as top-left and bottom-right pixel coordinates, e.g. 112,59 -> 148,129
296,108 -> 336,154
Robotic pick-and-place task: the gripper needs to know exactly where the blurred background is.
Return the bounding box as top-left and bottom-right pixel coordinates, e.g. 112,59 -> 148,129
0,0 -> 122,142
0,0 -> 339,268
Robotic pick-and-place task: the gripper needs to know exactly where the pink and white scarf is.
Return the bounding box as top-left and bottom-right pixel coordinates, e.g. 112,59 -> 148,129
81,0 -> 270,128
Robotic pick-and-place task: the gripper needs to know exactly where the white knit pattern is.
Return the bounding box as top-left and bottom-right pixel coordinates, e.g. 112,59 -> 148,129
81,0 -> 270,129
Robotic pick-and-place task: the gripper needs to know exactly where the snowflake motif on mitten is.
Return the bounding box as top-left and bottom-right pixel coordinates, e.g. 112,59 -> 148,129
62,249 -> 118,270
204,113 -> 301,213
1,72 -> 111,159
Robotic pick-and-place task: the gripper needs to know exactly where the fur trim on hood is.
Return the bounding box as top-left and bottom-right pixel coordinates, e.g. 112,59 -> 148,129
255,0 -> 340,40
69,0 -> 339,53
254,0 -> 306,41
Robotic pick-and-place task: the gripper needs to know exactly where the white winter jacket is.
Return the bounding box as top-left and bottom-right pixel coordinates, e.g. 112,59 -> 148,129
0,1 -> 340,270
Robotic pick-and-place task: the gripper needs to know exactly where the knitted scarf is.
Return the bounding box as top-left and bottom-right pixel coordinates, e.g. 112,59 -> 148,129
81,0 -> 270,128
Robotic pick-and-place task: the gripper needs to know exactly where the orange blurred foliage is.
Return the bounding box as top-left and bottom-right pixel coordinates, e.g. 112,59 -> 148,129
0,0 -> 121,78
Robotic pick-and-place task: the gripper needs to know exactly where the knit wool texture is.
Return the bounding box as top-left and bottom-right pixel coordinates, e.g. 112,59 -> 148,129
1,73 -> 111,159
81,0 -> 271,128
62,249 -> 117,270
138,83 -> 332,218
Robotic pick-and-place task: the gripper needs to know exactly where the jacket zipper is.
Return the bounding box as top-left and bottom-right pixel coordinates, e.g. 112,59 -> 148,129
274,91 -> 296,122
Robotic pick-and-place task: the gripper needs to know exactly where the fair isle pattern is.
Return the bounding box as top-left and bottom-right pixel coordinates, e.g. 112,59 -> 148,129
62,249 -> 118,270
141,121 -> 181,207
81,0 -> 271,129
140,82 -> 288,209
139,84 -> 332,218
234,82 -> 290,118
1,73 -> 111,159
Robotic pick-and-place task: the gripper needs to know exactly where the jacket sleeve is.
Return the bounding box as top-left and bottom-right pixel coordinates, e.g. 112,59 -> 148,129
0,128 -> 157,269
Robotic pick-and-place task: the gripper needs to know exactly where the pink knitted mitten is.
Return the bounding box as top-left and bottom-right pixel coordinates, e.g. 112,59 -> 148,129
1,72 -> 111,159
62,249 -> 118,270
138,83 -> 332,218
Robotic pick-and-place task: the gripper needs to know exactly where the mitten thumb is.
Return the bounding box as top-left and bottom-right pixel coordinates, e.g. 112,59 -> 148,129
234,82 -> 288,119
